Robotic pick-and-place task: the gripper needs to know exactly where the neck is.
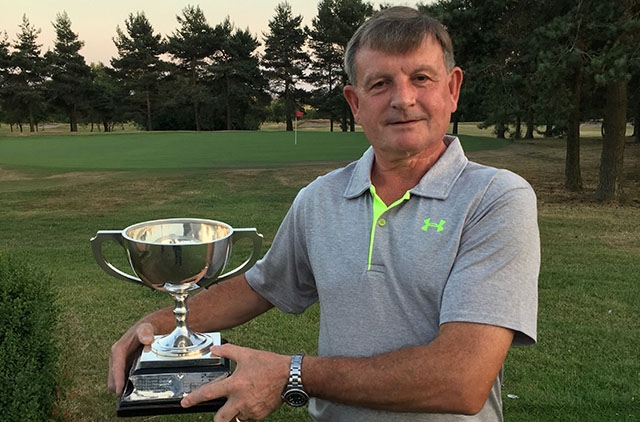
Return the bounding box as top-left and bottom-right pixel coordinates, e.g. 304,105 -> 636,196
371,141 -> 446,205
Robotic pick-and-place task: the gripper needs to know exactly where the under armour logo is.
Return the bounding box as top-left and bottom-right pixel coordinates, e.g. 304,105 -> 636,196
422,218 -> 446,233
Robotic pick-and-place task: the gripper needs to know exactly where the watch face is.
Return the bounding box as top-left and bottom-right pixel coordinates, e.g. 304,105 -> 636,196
285,389 -> 309,407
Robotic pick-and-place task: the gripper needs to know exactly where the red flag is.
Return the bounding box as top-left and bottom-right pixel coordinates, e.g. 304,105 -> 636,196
295,110 -> 304,118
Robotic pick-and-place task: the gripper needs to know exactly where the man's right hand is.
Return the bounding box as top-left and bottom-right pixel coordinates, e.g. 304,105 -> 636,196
107,322 -> 156,395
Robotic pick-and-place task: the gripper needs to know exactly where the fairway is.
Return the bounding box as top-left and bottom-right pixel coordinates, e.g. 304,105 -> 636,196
0,130 -> 508,170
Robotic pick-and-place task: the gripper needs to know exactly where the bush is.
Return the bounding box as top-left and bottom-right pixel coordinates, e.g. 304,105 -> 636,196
0,254 -> 59,421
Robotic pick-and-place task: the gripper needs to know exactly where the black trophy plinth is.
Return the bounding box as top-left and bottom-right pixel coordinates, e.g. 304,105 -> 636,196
116,336 -> 231,417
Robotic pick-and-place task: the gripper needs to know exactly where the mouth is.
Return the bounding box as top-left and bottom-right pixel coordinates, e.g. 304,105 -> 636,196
388,118 -> 421,127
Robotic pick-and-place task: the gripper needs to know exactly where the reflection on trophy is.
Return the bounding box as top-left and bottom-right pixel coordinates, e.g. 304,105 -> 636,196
91,218 -> 263,417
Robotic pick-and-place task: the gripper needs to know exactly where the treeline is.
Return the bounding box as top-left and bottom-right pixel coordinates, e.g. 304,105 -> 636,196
0,1 -> 638,197
0,1 -> 638,134
425,0 -> 639,200
0,1 -> 376,134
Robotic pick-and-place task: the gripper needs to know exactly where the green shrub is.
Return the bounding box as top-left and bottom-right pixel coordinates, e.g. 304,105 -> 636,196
0,254 -> 59,421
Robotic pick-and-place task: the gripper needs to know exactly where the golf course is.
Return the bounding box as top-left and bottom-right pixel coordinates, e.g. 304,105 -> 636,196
0,123 -> 638,421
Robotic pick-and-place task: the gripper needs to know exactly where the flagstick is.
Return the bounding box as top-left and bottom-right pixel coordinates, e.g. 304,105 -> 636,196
294,114 -> 298,145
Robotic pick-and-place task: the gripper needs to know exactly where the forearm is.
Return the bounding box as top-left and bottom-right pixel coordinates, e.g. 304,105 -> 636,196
140,274 -> 274,335
303,322 -> 513,415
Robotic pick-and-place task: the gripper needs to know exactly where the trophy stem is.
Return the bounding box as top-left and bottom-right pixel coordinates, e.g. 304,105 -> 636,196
152,283 -> 213,357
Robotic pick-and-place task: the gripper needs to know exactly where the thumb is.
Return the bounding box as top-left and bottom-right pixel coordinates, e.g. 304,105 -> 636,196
136,322 -> 156,346
209,343 -> 242,360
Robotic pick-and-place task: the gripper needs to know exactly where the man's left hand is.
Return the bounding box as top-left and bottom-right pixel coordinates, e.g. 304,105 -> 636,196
181,343 -> 291,422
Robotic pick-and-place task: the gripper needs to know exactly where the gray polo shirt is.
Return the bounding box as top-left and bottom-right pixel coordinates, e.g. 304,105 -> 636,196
246,136 -> 540,421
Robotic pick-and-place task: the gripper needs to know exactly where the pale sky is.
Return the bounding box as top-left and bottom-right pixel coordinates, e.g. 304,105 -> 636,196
0,0 -> 425,65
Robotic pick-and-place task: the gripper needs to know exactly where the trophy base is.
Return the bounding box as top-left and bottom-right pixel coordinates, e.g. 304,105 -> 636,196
117,333 -> 231,417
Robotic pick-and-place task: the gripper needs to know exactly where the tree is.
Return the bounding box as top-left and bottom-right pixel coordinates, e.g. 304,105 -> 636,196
210,20 -> 270,130
44,12 -> 92,132
0,31 -> 11,126
111,12 -> 165,131
420,0 -> 516,137
262,2 -> 310,131
166,5 -> 218,131
538,0 -> 639,198
308,0 -> 373,131
87,63 -> 124,132
524,0 -> 587,191
6,15 -> 45,132
591,0 -> 640,201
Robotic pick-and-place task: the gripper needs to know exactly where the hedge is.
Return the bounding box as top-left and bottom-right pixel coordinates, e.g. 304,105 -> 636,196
0,254 -> 59,421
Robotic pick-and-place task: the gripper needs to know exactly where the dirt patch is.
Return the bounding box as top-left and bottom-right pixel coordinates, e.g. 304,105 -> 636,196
467,137 -> 640,207
0,167 -> 33,181
467,137 -> 640,256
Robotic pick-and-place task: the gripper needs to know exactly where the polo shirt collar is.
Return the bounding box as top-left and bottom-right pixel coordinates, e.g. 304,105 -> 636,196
344,135 -> 468,200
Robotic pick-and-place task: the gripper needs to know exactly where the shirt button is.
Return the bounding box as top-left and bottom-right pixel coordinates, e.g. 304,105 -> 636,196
378,218 -> 387,227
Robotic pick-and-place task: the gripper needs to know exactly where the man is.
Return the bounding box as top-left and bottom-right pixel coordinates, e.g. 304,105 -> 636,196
109,7 -> 539,421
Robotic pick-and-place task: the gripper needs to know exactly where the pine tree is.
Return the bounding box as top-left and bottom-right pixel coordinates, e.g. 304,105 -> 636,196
45,12 -> 92,132
308,0 -> 373,131
262,2 -> 310,131
8,15 -> 45,132
111,12 -> 165,131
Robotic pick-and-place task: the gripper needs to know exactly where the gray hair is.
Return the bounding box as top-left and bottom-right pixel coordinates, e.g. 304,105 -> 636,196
344,6 -> 455,86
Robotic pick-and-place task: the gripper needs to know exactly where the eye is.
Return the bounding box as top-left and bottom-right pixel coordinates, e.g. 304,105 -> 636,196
370,80 -> 386,90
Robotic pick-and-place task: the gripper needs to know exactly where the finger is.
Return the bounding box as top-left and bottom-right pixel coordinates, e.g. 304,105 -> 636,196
108,343 -> 129,394
209,343 -> 242,360
107,355 -> 124,394
136,322 -> 155,346
108,323 -> 156,395
181,374 -> 229,408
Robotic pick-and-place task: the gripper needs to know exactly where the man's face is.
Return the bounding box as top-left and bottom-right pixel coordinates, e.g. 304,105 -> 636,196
344,36 -> 462,160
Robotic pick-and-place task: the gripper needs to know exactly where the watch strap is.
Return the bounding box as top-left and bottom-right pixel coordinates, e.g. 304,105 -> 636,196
288,353 -> 304,387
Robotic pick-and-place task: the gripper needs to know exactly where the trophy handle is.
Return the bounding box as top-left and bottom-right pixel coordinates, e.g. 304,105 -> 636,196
214,228 -> 263,285
90,230 -> 144,286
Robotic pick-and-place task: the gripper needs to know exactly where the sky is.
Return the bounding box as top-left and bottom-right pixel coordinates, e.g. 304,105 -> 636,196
1,0 -> 425,65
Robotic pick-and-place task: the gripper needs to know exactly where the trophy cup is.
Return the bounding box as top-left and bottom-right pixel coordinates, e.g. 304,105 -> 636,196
91,218 -> 263,417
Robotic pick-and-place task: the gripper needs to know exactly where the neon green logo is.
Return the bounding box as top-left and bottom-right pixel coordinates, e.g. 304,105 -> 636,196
422,218 -> 446,233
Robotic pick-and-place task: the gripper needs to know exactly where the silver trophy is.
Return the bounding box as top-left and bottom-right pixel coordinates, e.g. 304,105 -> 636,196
91,218 -> 262,416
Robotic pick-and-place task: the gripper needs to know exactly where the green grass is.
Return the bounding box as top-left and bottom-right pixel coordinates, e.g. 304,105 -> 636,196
0,130 -> 508,171
0,128 -> 638,421
0,131 -> 365,170
503,210 -> 639,421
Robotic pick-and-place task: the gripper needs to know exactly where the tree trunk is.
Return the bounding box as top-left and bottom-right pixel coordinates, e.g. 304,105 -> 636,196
634,94 -> 639,143
225,73 -> 232,131
70,104 -> 78,132
284,81 -> 294,132
525,107 -> 534,139
194,102 -> 201,131
594,80 -> 628,201
544,123 -> 553,138
29,108 -> 36,132
145,89 -> 152,131
514,115 -> 522,139
565,65 -> 583,191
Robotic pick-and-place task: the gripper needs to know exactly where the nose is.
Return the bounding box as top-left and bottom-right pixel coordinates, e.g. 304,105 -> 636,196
390,79 -> 416,110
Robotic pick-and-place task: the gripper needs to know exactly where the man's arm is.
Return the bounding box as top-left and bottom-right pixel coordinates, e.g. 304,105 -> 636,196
107,274 -> 274,395
304,321 -> 513,415
182,321 -> 513,421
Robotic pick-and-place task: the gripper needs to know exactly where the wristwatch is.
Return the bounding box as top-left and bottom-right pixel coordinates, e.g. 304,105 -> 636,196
281,354 -> 309,407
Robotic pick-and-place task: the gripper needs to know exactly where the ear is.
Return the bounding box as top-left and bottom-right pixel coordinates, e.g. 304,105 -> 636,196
448,66 -> 463,112
343,85 -> 360,123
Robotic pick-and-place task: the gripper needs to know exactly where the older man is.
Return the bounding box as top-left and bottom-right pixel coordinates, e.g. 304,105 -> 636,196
109,7 -> 539,422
